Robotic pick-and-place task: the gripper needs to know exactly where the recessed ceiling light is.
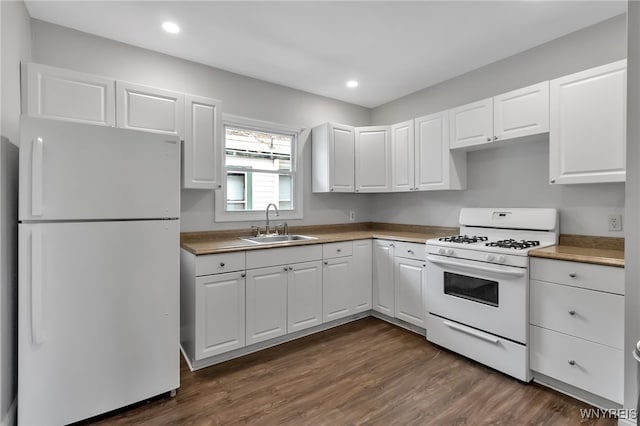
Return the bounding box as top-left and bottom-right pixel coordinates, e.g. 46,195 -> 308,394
346,80 -> 359,88
162,21 -> 180,34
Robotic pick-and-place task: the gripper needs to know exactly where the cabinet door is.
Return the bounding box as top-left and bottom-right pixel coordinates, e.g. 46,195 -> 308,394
288,261 -> 323,333
246,266 -> 288,345
391,120 -> 415,192
183,95 -> 222,189
323,257 -> 353,322
330,124 -> 356,192
373,240 -> 395,316
116,81 -> 185,136
394,257 -> 425,327
24,62 -> 115,126
195,272 -> 245,360
494,81 -> 549,141
449,98 -> 493,150
549,60 -> 626,184
352,239 -> 373,313
355,126 -> 391,192
415,112 -> 453,191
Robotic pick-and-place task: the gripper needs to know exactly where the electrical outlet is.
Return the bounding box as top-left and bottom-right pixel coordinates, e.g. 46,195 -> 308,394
349,210 -> 356,221
608,214 -> 622,231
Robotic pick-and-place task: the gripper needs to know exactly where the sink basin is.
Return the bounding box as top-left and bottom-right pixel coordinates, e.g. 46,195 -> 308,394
240,234 -> 317,244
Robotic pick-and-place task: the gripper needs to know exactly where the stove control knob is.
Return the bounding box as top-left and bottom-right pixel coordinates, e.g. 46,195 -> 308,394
497,255 -> 506,264
486,254 -> 496,262
438,248 -> 446,255
446,249 -> 454,256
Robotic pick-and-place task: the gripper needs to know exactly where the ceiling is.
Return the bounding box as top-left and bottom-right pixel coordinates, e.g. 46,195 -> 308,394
24,1 -> 627,108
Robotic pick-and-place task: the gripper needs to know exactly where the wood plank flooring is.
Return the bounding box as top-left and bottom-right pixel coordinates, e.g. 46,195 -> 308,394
84,318 -> 616,425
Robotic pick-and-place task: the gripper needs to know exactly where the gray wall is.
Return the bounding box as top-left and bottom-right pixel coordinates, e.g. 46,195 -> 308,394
0,1 -> 31,425
30,20 -> 374,232
370,14 -> 627,236
624,2 -> 639,421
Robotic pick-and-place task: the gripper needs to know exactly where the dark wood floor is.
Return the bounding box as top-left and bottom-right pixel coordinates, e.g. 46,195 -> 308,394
85,317 -> 615,425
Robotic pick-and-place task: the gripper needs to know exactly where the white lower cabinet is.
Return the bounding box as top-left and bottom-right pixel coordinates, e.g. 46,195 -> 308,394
373,240 -> 395,316
322,242 -> 354,322
245,266 -> 288,345
394,257 -> 425,327
288,261 -> 323,333
352,239 -> 373,313
195,272 -> 245,359
529,258 -> 624,404
180,249 -> 247,363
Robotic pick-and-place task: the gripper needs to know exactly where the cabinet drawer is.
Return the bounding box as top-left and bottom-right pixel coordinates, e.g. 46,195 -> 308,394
394,241 -> 425,261
427,314 -> 528,381
530,258 -> 624,295
323,241 -> 353,258
246,245 -> 322,269
530,280 -> 624,349
530,325 -> 623,404
196,252 -> 245,276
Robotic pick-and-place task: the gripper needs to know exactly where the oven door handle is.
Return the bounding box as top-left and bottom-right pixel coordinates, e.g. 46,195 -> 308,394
443,320 -> 500,344
425,255 -> 526,278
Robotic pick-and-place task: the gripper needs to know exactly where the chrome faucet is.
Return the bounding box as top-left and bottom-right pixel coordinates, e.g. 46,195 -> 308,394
265,203 -> 279,235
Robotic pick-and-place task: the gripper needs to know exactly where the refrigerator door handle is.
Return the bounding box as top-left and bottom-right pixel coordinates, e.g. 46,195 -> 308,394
31,137 -> 44,216
31,228 -> 44,345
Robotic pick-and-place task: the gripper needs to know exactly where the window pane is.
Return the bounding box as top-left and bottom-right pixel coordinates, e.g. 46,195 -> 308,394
227,173 -> 246,201
279,175 -> 292,207
225,127 -> 292,172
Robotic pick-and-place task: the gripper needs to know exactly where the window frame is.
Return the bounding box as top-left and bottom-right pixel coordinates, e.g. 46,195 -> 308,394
214,114 -> 304,222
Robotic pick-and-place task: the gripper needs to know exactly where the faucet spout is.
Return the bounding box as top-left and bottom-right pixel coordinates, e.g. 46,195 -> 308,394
265,203 -> 279,234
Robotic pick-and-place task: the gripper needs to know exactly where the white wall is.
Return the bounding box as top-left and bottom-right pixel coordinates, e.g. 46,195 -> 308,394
624,2 -> 639,421
0,1 -> 31,424
370,14 -> 627,236
29,20 -> 374,232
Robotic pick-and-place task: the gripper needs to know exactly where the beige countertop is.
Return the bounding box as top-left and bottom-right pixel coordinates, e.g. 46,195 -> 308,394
181,223 -> 458,255
528,234 -> 624,268
182,224 -> 625,267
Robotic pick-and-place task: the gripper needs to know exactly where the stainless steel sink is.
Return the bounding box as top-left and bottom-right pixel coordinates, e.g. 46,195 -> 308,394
240,234 -> 317,244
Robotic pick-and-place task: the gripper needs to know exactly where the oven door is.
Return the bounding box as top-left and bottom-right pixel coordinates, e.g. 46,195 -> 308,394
425,254 -> 528,343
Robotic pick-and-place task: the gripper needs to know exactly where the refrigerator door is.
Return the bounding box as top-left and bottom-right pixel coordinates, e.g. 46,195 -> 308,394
18,220 -> 179,425
19,116 -> 180,221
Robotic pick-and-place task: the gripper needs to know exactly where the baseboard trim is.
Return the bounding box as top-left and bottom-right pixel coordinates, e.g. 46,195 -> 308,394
532,372 -> 622,410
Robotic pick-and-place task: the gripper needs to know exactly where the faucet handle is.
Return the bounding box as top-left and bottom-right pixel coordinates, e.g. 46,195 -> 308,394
251,225 -> 261,237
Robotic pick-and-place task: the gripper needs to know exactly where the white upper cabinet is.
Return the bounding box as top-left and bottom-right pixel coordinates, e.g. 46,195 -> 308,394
116,81 -> 185,137
24,62 -> 116,127
391,120 -> 415,192
494,81 -> 549,141
312,122 -> 355,192
549,60 -> 627,184
183,95 -> 222,189
450,81 -> 550,150
449,98 -> 493,150
355,126 -> 391,192
414,111 -> 466,191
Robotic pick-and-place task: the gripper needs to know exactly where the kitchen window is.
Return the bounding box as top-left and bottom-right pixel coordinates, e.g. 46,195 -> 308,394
215,114 -> 303,222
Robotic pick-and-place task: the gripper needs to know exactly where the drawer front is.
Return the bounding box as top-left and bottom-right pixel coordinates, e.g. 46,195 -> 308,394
394,241 -> 425,261
196,252 -> 246,276
427,314 -> 529,382
530,258 -> 624,295
530,280 -> 624,349
322,241 -> 353,259
246,245 -> 323,269
530,325 -> 623,404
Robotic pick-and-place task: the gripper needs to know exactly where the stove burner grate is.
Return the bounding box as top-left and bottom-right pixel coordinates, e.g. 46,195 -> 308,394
439,235 -> 489,244
485,239 -> 541,250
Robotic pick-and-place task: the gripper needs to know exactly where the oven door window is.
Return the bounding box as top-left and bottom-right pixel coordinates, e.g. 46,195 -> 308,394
444,272 -> 498,307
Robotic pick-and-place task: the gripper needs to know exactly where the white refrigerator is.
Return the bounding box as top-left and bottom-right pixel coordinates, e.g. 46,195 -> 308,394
17,117 -> 180,425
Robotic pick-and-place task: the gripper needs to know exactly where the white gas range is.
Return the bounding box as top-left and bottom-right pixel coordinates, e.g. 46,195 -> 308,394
425,208 -> 559,382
